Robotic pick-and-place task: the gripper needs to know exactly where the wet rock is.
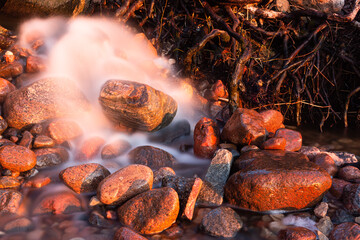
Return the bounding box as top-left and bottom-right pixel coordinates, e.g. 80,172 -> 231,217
0,116 -> 8,135
221,108 -> 266,146
101,139 -> 131,160
47,119 -> 83,144
0,190 -> 22,214
343,184 -> 360,214
75,136 -> 105,161
33,135 -> 55,148
97,164 -> 153,205
274,128 -> 302,152
329,151 -> 358,166
23,175 -> 51,188
329,222 -> 360,240
200,206 -> 243,238
259,109 -> 284,134
329,178 -> 351,199
153,167 -> 176,185
18,130 -> 33,148
117,187 -> 179,234
114,227 -> 148,240
60,163 -> 110,194
204,80 -> 228,101
197,149 -> 233,206
0,78 -> 16,103
225,150 -> 332,211
316,216 -> 333,236
299,146 -> 321,160
241,145 -> 260,152
0,145 -> 36,172
338,166 -> 360,182
314,202 -> 329,218
0,139 -> 15,148
4,217 -> 34,233
162,176 -> 202,220
128,146 -> 176,170
99,80 -> 177,132
193,117 -> 220,159
33,191 -> 84,215
89,210 -> 112,227
149,119 -> 191,144
313,153 -> 338,176
331,209 -> 355,224
3,78 -> 90,129
3,51 -> 15,63
34,147 -> 69,168
25,56 -> 46,73
262,137 -> 286,150
0,176 -> 21,189
278,226 -> 316,240
0,62 -> 23,79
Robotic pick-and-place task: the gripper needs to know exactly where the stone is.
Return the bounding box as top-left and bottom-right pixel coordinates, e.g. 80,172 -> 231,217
329,151 -> 358,166
25,56 -> 46,73
317,230 -> 329,240
262,137 -> 286,150
97,164 -> 153,205
313,153 -> 338,176
33,135 -> 55,148
149,119 -> 191,144
331,209 -> 355,225
3,78 -> 90,129
329,222 -> 360,240
0,190 -> 22,214
128,146 -> 176,170
18,130 -> 33,148
225,150 -> 332,211
278,226 -> 316,240
330,178 -> 351,199
343,184 -> 360,214
0,116 -> 8,135
288,0 -> 344,13
197,149 -> 233,206
23,175 -> 51,188
259,109 -> 284,134
47,119 -> 83,144
204,80 -> 228,101
60,163 -> 110,194
299,146 -> 321,161
34,147 -> 69,168
89,210 -> 111,227
0,176 -> 21,189
0,78 -> 16,103
101,139 -> 131,160
114,227 -> 148,240
316,216 -> 333,236
3,51 -> 15,63
4,217 -> 34,233
338,166 -> 360,182
221,108 -> 266,146
241,145 -> 260,152
200,206 -> 243,238
193,117 -> 220,159
314,202 -> 329,218
99,80 -> 177,132
274,128 -> 302,152
162,176 -> 202,220
0,62 -> 23,79
153,167 -> 176,185
0,145 -> 36,172
75,137 -> 105,161
33,191 -> 84,215
117,187 -> 179,234
0,139 -> 15,148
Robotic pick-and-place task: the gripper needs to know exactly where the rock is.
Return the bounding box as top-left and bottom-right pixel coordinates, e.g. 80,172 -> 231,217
23,175 -> 51,188
0,78 -> 16,103
4,217 -> 34,233
33,191 -> 84,215
0,139 -> 15,147
3,78 -> 90,129
193,117 -> 220,159
200,206 -> 243,238
314,202 -> 329,218
60,163 -> 110,193
313,153 -> 338,176
278,226 -> 316,240
114,227 -> 148,240
288,0 -> 344,14
97,164 -> 153,205
329,222 -> 360,240
33,135 -> 55,148
300,146 -> 321,160
149,119 -> 190,144
25,56 -> 46,73
338,166 -> 360,182
128,146 -> 176,170
47,119 -> 83,144
343,184 -> 360,214
225,150 -> 332,211
221,108 -> 266,146
0,116 -> 8,135
3,51 -> 15,63
162,176 -> 202,220
259,109 -> 284,134
18,130 -> 33,148
0,176 -> 21,189
34,147 -> 69,168
241,145 -> 260,152
0,145 -> 36,172
197,149 -> 233,206
274,128 -> 302,152
0,190 -> 22,214
262,137 -> 286,150
0,62 -> 23,79
101,139 -> 131,160
75,136 -> 105,161
99,80 -> 177,132
331,209 -> 355,225
204,80 -> 228,101
329,151 -> 358,166
117,187 -> 179,234
329,178 -> 351,199
153,167 -> 176,185
89,210 -> 112,227
316,216 -> 333,236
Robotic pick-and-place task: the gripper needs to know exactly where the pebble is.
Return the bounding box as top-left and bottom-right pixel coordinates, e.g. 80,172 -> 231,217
193,117 -> 220,159
329,178 -> 352,199
4,217 -> 34,233
34,147 -> 69,168
0,78 -> 15,104
316,216 -> 333,236
0,176 -> 21,189
278,226 -> 316,240
314,202 -> 329,218
33,135 -> 55,148
338,165 -> 360,182
313,153 -> 338,176
274,128 -> 302,152
342,183 -> 360,214
0,145 -> 36,172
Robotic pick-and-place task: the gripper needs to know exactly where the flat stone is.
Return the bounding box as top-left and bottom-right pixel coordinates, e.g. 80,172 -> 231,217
0,145 -> 36,172
316,216 -> 333,236
33,135 -> 55,148
0,190 -> 23,214
259,109 -> 284,134
117,187 -> 179,234
329,222 -> 360,240
193,117 -> 220,159
114,227 -> 148,240
75,137 -> 105,161
101,139 -> 131,160
4,217 -> 34,233
128,146 -> 176,170
23,175 -> 51,188
262,137 -> 286,150
278,226 -> 316,240
97,164 -> 153,205
338,166 -> 360,182
0,78 -> 16,103
60,163 -> 110,193
0,176 -> 21,189
343,184 -> 360,214
274,128 -> 302,152
47,119 -> 83,144
314,202 -> 329,218
34,147 -> 69,168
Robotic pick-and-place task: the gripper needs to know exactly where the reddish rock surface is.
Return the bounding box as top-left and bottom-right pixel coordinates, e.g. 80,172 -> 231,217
117,187 -> 179,234
114,227 -> 148,240
329,222 -> 360,240
26,55 -> 46,73
313,153 -> 338,176
338,166 -> 360,182
0,62 -> 23,79
193,117 -> 220,159
99,80 -> 177,132
128,146 -> 176,170
0,116 -> 8,135
274,128 -> 302,151
225,150 -> 332,211
3,217 -> 34,233
221,108 -> 266,146
47,119 -> 83,144
18,130 -> 33,148
34,147 -> 69,168
0,176 -> 21,189
97,164 -> 153,205
262,137 -> 286,150
154,167 -> 176,185
0,190 -> 23,214
60,163 -> 110,193
259,109 -> 284,134
0,145 -> 36,172
205,80 -> 228,101
329,178 -> 351,199
0,78 -> 16,103
343,184 -> 360,214
23,175 -> 51,188
33,135 -> 55,148
101,139 -> 131,160
278,226 -> 316,240
75,136 -> 105,160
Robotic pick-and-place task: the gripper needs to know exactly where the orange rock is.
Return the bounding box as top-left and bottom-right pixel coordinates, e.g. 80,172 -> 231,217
278,226 -> 316,240
0,176 -> 21,189
114,227 -> 148,240
0,145 -> 36,172
26,56 -> 46,73
259,110 -> 284,134
23,176 -> 51,188
75,137 -> 105,161
0,62 -> 23,79
0,78 -> 16,103
262,137 -> 286,150
274,128 -> 302,152
34,147 -> 69,168
205,80 -> 228,101
0,190 -> 23,214
33,135 -> 55,148
193,117 -> 220,159
47,119 -> 83,144
101,139 -> 131,160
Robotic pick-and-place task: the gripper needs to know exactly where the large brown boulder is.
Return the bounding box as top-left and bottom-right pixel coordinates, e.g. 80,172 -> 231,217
99,80 -> 177,132
225,150 -> 332,211
3,78 -> 91,129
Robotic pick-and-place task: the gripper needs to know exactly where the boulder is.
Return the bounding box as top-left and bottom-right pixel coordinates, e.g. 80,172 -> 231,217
259,109 -> 284,134
0,78 -> 16,103
128,146 -> 176,170
193,117 -> 220,159
99,80 -> 177,132
274,128 -> 302,152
